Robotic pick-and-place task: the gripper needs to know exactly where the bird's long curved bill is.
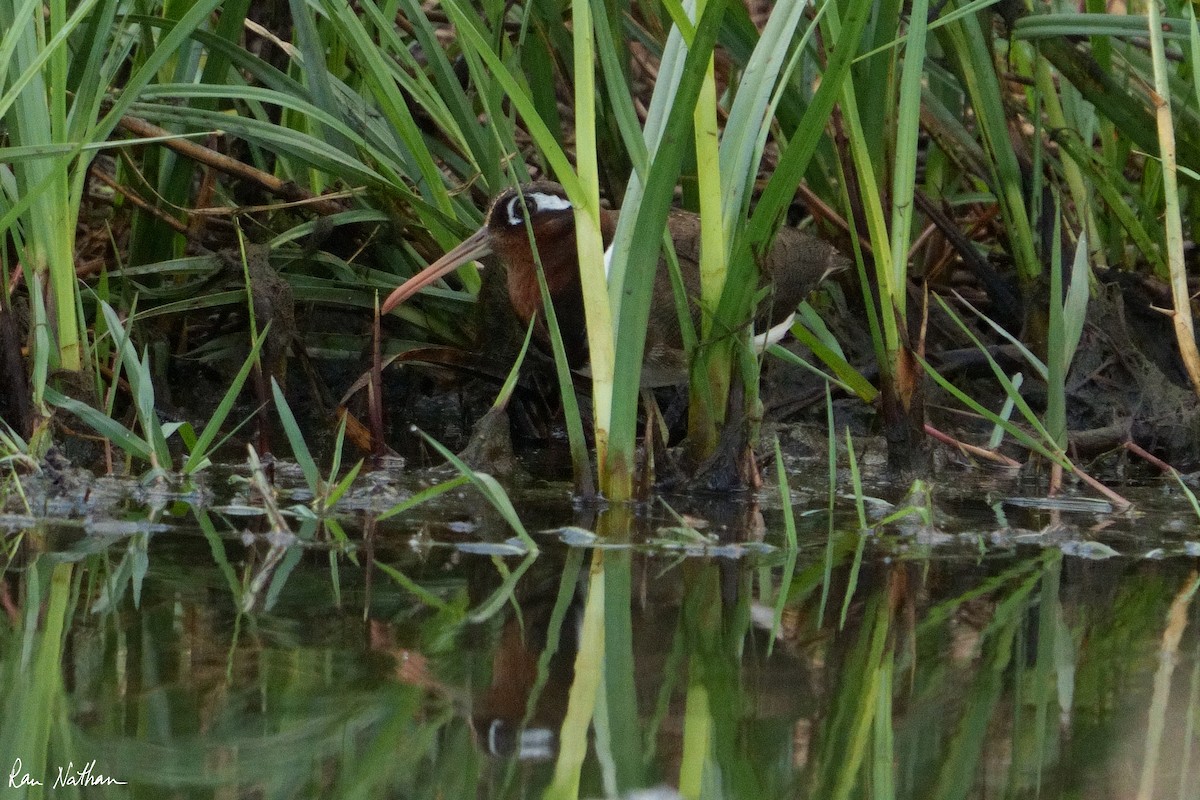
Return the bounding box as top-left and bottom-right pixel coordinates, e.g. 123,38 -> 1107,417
380,226 -> 492,315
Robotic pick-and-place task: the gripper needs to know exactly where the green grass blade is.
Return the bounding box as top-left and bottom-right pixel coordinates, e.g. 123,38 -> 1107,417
888,0 -> 930,317
374,560 -> 452,611
768,437 -> 799,657
818,382 -> 836,628
937,5 -> 1040,282
182,327 -> 269,474
376,475 -> 470,522
414,428 -> 537,552
44,387 -> 152,460
271,376 -> 321,496
318,0 -> 453,210
840,427 -> 868,631
718,0 -> 809,232
605,0 -> 728,492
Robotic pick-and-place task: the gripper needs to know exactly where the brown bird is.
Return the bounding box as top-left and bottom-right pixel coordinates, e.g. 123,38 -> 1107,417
380,181 -> 844,387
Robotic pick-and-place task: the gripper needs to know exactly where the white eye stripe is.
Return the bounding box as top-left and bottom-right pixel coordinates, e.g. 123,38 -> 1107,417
504,191 -> 572,226
528,192 -> 572,212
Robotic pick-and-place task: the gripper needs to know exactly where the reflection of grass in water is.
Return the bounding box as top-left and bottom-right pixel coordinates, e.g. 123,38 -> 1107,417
4,511 -> 1199,798
0,563 -> 73,793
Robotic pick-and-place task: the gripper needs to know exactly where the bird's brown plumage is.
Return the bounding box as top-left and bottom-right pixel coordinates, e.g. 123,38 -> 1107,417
382,181 -> 845,387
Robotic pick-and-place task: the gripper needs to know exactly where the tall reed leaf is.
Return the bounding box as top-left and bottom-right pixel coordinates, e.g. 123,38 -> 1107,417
1151,1 -> 1200,395
570,0 -> 613,454
889,0 -> 930,321
604,0 -> 727,496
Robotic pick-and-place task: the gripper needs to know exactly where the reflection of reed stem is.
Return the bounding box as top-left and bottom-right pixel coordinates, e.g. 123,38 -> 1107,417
1137,571 -> 1200,800
544,551 -> 606,800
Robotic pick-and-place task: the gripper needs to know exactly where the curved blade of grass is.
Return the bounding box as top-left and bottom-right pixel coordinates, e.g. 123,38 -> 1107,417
930,293 -> 1058,448
374,560 -> 452,611
97,301 -> 171,467
318,0 -> 454,210
183,328 -> 268,473
44,387 -> 153,460
768,340 -> 873,402
786,301 -> 880,402
271,376 -> 321,495
916,352 -> 1058,461
126,102 -> 393,189
1014,12 -> 1193,41
718,0 -> 809,232
468,552 -> 538,623
138,83 -> 393,151
950,290 -> 1048,380
376,474 -> 470,521
414,428 -> 537,552
493,318 -> 536,411
130,290 -> 253,319
126,15 -> 304,96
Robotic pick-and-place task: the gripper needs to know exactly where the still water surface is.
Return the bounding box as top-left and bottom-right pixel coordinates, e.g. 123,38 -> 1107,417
2,464 -> 1199,799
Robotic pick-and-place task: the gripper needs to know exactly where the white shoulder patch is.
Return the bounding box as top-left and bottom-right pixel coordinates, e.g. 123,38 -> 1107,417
752,312 -> 796,353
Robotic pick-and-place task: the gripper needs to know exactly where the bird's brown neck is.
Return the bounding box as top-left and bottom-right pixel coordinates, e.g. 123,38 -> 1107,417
505,208 -> 619,368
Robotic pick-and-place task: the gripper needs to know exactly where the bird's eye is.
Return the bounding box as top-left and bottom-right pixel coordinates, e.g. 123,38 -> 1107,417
503,191 -> 571,228
505,195 -> 527,227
